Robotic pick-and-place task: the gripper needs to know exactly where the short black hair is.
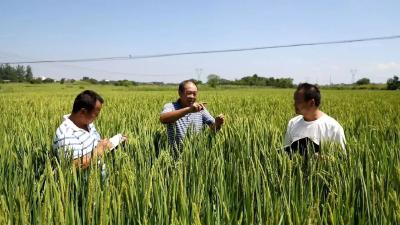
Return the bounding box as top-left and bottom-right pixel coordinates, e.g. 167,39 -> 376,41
72,90 -> 104,113
178,80 -> 197,93
296,83 -> 321,107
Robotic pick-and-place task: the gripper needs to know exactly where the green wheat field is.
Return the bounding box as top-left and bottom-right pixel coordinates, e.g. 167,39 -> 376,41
0,83 -> 399,224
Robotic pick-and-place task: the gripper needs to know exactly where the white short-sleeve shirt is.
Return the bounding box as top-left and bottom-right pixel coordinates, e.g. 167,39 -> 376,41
284,114 -> 346,149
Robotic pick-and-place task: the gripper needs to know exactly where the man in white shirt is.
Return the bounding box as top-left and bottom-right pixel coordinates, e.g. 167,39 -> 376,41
284,83 -> 346,153
53,90 -> 114,169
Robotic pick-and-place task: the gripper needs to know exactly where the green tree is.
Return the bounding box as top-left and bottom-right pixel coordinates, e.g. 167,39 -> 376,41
114,80 -> 131,87
0,64 -> 35,82
356,77 -> 370,85
387,76 -> 400,90
190,79 -> 203,85
16,65 -> 25,82
207,74 -> 220,88
25,66 -> 33,81
30,78 -> 42,84
43,78 -> 54,83
235,74 -> 293,88
81,76 -> 98,84
0,64 -> 17,81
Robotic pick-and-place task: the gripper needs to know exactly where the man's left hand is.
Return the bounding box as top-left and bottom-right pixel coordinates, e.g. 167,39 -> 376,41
215,114 -> 225,127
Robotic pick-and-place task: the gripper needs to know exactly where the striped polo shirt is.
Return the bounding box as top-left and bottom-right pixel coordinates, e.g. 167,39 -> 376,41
161,101 -> 215,147
53,114 -> 101,159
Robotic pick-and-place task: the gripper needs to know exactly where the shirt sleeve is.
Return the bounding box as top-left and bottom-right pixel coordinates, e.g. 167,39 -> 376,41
283,120 -> 293,146
335,125 -> 346,150
53,129 -> 95,159
161,103 -> 175,114
202,108 -> 215,125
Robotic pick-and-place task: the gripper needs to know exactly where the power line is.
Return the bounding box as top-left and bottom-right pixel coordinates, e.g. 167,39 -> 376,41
1,34 -> 400,65
0,50 -> 187,77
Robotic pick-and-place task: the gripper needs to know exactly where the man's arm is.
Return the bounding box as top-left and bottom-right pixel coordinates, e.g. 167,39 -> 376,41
160,103 -> 206,124
160,107 -> 192,124
73,139 -> 112,169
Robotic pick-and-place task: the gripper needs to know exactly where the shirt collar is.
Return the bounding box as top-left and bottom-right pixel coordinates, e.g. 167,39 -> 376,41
174,99 -> 183,109
63,114 -> 94,132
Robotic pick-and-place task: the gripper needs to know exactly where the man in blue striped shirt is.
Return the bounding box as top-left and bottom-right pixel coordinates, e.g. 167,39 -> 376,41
160,80 -> 225,149
53,90 -> 114,169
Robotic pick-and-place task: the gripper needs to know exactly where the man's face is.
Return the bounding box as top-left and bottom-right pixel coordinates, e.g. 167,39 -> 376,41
294,90 -> 314,115
179,82 -> 198,106
82,100 -> 102,124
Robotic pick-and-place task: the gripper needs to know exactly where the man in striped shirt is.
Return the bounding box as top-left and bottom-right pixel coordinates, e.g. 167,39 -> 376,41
160,80 -> 225,149
53,90 -> 113,169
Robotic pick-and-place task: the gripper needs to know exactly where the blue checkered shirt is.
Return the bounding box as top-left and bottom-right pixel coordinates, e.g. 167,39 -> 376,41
161,101 -> 215,147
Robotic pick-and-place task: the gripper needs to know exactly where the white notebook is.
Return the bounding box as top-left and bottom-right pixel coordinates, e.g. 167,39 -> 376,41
109,133 -> 125,150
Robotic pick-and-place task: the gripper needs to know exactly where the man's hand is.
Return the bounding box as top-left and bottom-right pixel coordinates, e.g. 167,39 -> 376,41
74,139 -> 112,169
160,103 -> 207,124
120,135 -> 128,147
98,139 -> 113,153
121,135 -> 128,143
210,114 -> 225,132
215,114 -> 225,127
190,102 -> 207,112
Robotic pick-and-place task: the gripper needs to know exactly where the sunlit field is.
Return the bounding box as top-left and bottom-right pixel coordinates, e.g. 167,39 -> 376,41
0,83 -> 399,224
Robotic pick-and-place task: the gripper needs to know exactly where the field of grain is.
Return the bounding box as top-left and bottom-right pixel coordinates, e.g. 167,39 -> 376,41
0,84 -> 399,224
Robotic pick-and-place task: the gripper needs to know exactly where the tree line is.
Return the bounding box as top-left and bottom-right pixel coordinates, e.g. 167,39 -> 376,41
1,64 -> 399,90
206,74 -> 294,88
0,64 -> 55,83
0,64 -> 33,82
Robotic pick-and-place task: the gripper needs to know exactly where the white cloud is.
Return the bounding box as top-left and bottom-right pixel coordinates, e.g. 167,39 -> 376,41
377,62 -> 400,70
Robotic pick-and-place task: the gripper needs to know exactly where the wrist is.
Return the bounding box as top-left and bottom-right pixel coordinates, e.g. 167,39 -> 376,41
184,106 -> 192,114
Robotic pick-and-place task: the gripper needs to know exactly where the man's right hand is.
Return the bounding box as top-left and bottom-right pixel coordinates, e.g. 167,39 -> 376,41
160,102 -> 207,124
74,139 -> 112,169
98,139 -> 113,154
190,102 -> 207,112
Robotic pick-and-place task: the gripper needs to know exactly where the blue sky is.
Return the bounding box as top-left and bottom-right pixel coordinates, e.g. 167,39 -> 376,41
0,0 -> 399,84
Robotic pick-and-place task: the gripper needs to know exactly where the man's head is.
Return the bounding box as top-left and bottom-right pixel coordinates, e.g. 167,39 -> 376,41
294,83 -> 321,115
72,90 -> 104,125
178,80 -> 198,106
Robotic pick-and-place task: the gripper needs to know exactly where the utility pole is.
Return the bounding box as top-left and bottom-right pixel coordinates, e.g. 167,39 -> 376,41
195,68 -> 203,82
350,69 -> 357,84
